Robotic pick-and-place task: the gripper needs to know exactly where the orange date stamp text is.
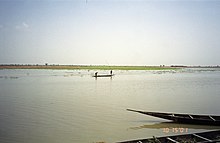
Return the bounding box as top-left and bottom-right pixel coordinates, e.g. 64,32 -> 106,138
162,127 -> 188,134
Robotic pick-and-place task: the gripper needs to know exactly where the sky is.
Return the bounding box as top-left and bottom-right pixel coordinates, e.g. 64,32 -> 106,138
0,0 -> 220,66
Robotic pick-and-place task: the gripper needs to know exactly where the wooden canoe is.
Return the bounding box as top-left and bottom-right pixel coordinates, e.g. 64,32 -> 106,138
127,109 -> 220,126
118,129 -> 220,143
93,74 -> 114,77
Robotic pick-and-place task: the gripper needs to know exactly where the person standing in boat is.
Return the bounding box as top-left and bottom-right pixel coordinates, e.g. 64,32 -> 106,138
110,70 -> 112,75
95,72 -> 98,77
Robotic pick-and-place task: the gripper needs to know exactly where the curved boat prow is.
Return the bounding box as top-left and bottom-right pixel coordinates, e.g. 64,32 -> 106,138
127,108 -> 220,125
127,108 -> 173,121
127,108 -> 140,112
127,109 -> 146,114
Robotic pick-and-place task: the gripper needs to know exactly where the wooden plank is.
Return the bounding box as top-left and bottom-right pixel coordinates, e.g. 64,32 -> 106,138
166,137 -> 180,143
189,115 -> 194,119
193,134 -> 212,142
209,115 -> 216,121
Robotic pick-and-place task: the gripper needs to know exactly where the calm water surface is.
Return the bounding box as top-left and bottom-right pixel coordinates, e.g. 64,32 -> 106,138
0,68 -> 220,143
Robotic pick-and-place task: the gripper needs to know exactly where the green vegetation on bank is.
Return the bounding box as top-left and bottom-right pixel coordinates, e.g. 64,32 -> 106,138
0,65 -> 180,70
79,65 -> 178,70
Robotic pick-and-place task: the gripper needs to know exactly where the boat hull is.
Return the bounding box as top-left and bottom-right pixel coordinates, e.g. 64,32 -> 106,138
93,74 -> 114,77
118,129 -> 220,143
127,109 -> 220,125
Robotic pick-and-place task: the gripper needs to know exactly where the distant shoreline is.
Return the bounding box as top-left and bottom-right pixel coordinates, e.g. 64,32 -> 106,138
0,65 -> 182,70
0,64 -> 219,70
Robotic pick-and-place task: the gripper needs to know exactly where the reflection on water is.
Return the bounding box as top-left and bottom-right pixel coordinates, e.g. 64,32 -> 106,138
0,68 -> 220,143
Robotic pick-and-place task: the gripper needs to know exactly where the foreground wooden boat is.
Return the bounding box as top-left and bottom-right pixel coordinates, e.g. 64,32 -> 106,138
127,109 -> 220,126
93,74 -> 114,77
118,129 -> 220,143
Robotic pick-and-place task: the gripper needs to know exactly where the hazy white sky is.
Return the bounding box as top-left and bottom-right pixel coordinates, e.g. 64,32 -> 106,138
0,0 -> 220,66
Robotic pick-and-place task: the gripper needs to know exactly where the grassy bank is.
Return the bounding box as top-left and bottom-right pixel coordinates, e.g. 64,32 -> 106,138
79,65 -> 178,70
0,65 -> 180,70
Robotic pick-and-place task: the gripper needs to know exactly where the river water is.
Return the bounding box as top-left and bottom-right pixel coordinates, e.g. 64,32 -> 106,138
0,68 -> 220,143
